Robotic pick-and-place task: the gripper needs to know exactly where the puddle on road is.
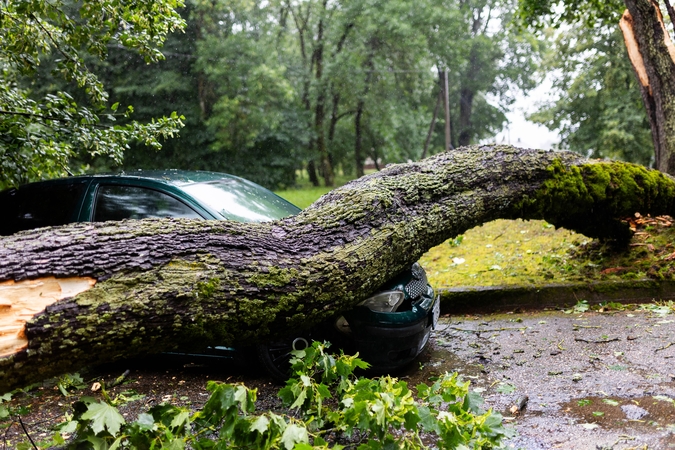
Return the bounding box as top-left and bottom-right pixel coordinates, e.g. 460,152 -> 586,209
562,395 -> 675,433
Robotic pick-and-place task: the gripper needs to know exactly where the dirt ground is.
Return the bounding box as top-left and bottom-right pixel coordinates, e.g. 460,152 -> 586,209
3,307 -> 675,449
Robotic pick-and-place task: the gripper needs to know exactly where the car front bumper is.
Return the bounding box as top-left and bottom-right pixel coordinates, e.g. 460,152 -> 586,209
345,286 -> 439,371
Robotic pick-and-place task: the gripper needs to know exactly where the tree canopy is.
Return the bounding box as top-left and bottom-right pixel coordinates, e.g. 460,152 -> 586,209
530,26 -> 654,165
0,0 -> 186,189
1,0 -> 543,190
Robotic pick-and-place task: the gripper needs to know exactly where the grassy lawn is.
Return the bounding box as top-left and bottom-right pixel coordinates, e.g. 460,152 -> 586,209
419,219 -> 585,288
275,170 -> 372,209
276,184 -> 675,288
275,186 -> 334,209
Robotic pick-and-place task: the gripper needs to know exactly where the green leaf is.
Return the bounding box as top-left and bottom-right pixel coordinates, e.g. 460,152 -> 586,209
81,401 -> 126,436
249,415 -> 269,434
164,439 -> 186,450
464,391 -> 486,413
232,384 -> 256,413
417,405 -> 439,432
290,387 -> 307,409
84,435 -> 110,450
58,384 -> 70,397
170,410 -> 190,429
109,437 -> 124,450
59,420 -> 79,434
294,444 -> 314,450
134,413 -> 157,431
280,423 -> 309,450
495,383 -> 516,394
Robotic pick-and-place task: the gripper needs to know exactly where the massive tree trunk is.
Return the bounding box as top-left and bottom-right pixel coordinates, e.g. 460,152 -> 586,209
620,0 -> 675,174
1,146 -> 675,393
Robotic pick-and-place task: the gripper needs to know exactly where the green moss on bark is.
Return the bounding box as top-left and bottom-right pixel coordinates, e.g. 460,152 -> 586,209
248,267 -> 299,288
512,159 -> 675,240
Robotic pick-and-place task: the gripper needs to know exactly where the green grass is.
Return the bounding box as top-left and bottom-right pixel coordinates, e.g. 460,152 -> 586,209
276,183 -> 675,288
275,186 -> 334,209
275,169 -> 372,209
419,219 -> 586,288
423,215 -> 675,288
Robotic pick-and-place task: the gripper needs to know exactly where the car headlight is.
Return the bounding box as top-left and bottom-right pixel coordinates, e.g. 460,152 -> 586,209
359,290 -> 405,312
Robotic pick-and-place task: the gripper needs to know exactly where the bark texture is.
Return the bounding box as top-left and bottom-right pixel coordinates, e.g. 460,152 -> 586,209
621,0 -> 675,174
1,146 -> 675,393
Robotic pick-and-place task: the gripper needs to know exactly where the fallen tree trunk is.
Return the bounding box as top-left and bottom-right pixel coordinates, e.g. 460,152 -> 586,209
1,145 -> 674,392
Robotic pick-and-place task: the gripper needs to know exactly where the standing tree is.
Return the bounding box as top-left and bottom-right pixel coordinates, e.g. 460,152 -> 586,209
518,0 -> 675,174
620,0 -> 675,173
0,0 -> 186,189
425,0 -> 541,148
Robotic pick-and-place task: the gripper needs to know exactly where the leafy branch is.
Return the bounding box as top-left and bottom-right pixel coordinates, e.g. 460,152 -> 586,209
37,342 -> 513,449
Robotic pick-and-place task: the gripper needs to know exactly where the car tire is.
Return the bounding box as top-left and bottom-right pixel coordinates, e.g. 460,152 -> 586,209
256,336 -> 310,382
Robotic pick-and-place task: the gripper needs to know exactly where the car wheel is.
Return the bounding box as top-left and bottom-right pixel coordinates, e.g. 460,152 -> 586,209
256,336 -> 310,382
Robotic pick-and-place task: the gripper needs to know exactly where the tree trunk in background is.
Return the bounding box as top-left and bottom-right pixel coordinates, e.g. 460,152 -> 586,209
354,51 -> 375,178
313,2 -> 334,187
422,90 -> 442,159
2,146 -> 675,393
307,160 -> 320,186
458,86 -> 474,146
621,0 -> 675,174
355,99 -> 366,178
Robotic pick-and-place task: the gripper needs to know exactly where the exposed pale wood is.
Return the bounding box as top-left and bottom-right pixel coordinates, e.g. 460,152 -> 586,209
620,10 -> 651,92
0,277 -> 96,356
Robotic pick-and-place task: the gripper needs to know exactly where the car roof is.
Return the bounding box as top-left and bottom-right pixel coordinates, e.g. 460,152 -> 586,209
66,170 -> 245,187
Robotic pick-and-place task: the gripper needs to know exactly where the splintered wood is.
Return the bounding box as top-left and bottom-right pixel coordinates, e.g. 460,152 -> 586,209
620,10 -> 651,93
0,277 -> 96,356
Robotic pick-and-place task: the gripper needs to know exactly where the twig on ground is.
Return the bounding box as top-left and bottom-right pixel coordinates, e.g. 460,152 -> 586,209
574,337 -> 620,344
449,326 -> 527,333
17,416 -> 37,450
655,342 -> 674,352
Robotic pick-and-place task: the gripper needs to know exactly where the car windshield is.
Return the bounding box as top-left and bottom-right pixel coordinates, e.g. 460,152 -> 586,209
182,178 -> 300,222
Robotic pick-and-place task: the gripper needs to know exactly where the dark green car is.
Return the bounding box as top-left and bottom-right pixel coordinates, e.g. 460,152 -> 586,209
0,170 -> 439,379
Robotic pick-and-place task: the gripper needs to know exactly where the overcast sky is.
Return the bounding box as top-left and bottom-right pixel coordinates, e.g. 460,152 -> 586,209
490,80 -> 560,151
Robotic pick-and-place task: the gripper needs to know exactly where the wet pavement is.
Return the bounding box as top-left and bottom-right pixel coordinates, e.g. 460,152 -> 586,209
400,308 -> 675,449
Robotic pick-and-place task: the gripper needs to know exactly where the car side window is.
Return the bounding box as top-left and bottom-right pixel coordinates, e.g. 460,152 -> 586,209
0,182 -> 87,235
93,185 -> 202,221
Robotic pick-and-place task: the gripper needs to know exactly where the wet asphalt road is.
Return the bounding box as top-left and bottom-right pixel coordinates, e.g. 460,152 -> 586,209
401,308 -> 675,449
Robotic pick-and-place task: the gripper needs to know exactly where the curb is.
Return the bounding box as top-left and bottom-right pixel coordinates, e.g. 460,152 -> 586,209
438,279 -> 675,314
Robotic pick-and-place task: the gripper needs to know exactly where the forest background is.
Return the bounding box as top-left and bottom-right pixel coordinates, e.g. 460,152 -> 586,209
0,0 -> 659,191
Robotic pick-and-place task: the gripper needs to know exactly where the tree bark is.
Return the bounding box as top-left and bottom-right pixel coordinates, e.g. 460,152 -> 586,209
621,0 -> 675,174
1,146 -> 675,393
